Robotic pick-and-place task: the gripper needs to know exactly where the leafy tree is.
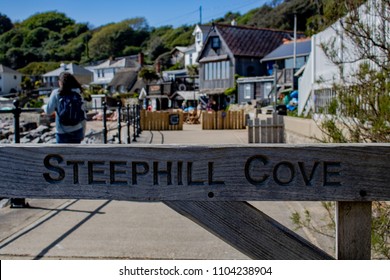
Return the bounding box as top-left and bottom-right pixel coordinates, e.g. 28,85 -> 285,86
21,11 -> 74,33
139,67 -> 159,83
23,27 -> 51,48
5,47 -> 26,69
0,13 -> 13,35
88,18 -> 149,61
18,61 -> 60,76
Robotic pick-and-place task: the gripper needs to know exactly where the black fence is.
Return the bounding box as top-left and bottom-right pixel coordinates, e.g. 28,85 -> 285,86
0,99 -> 142,207
96,101 -> 142,144
0,99 -> 142,145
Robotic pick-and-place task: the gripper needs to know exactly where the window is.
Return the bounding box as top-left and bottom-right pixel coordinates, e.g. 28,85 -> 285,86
204,61 -> 230,81
244,84 -> 253,99
263,83 -> 272,99
211,37 -> 220,50
196,32 -> 201,42
285,56 -> 307,69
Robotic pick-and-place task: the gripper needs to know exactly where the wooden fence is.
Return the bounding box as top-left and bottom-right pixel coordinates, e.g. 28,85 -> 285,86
1,144 -> 390,259
248,113 -> 284,143
140,110 -> 183,131
202,110 -> 246,130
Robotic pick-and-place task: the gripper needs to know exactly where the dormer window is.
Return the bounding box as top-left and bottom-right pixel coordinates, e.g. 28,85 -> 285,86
211,37 -> 220,50
196,32 -> 201,41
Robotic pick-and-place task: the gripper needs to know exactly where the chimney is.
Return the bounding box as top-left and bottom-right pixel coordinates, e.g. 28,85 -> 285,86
138,52 -> 144,67
231,19 -> 237,26
60,63 -> 68,71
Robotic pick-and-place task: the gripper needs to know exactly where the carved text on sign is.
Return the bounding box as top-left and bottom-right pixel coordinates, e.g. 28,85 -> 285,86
42,154 -> 341,187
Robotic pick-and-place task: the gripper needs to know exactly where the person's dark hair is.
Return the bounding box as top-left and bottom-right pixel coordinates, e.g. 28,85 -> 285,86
58,72 -> 83,96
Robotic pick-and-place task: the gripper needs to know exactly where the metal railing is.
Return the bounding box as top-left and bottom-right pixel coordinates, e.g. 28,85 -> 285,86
95,102 -> 141,144
0,100 -> 142,207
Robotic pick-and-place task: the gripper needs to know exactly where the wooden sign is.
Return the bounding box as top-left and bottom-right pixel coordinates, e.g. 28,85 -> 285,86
0,144 -> 389,201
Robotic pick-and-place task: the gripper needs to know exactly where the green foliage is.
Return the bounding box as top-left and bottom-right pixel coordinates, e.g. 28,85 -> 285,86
18,61 -> 60,75
0,13 -> 13,35
291,202 -> 390,259
0,1 -> 352,69
145,25 -> 193,61
24,98 -> 44,108
224,74 -> 240,96
186,64 -> 199,76
20,11 -> 74,33
167,62 -> 184,71
138,67 -> 159,82
0,11 -> 88,68
88,18 -> 149,61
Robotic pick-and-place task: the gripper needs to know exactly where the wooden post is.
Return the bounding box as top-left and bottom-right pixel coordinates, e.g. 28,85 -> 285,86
248,119 -> 253,143
266,118 -> 272,143
260,120 -> 266,143
254,118 -> 260,143
336,201 -> 372,259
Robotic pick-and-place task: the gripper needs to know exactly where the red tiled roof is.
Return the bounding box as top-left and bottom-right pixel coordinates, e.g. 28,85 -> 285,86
215,24 -> 303,58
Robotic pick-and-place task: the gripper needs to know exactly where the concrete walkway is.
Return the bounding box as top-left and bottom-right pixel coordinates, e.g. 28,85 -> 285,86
0,122 -> 335,259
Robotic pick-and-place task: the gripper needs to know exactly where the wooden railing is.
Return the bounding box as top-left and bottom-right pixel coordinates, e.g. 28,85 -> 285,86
202,110 -> 246,130
1,144 -> 389,259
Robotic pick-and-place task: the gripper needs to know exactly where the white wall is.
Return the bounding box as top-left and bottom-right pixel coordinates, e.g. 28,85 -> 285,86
0,72 -> 22,94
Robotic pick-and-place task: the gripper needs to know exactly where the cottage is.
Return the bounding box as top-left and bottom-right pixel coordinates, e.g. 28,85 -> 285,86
261,38 -> 311,75
42,63 -> 93,89
297,1 -> 387,116
0,64 -> 22,97
197,23 -> 304,110
88,54 -> 142,88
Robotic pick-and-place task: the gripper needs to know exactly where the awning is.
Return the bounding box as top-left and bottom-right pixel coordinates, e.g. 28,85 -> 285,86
199,88 -> 226,95
175,91 -> 200,100
199,54 -> 229,63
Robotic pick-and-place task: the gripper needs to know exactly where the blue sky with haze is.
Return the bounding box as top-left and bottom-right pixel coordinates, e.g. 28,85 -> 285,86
0,0 -> 268,28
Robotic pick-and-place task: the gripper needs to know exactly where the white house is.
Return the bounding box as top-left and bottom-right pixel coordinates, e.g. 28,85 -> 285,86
87,55 -> 142,88
298,1 -> 389,116
0,64 -> 22,96
191,24 -> 212,66
42,63 -> 93,88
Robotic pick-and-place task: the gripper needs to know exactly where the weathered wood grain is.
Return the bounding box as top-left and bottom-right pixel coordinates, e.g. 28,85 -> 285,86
336,201 -> 372,259
165,201 -> 333,259
0,144 -> 389,201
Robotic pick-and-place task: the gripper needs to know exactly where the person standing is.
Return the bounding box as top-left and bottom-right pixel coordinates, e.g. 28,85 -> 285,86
45,72 -> 86,143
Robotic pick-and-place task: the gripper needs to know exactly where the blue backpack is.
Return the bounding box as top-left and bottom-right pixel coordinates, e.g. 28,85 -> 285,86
57,91 -> 85,126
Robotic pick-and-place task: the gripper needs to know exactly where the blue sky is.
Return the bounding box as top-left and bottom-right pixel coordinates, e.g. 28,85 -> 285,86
0,0 -> 268,28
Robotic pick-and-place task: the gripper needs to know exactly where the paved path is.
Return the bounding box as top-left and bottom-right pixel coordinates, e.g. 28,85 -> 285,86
0,122 -> 334,259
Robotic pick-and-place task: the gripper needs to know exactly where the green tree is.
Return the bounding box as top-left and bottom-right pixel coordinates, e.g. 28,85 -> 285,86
0,13 -> 13,35
18,61 -> 60,76
89,18 -> 149,60
21,11 -> 74,33
139,67 -> 159,83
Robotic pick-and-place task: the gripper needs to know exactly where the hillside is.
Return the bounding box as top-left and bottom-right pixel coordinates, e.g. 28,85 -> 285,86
0,0 -> 352,73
